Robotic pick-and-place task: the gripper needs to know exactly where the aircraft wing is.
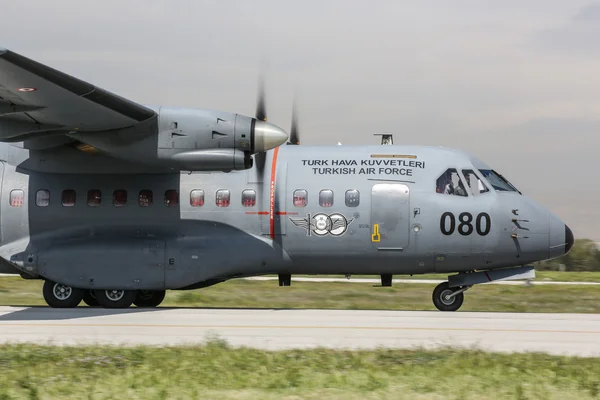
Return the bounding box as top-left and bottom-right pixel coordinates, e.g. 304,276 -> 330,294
0,47 -> 156,142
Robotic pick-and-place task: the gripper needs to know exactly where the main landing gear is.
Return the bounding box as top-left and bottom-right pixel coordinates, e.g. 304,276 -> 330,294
430,265 -> 536,311
42,280 -> 85,308
42,280 -> 166,309
132,290 -> 166,308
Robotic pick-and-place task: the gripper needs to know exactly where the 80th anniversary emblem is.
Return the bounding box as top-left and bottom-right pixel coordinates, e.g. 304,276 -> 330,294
289,213 -> 355,236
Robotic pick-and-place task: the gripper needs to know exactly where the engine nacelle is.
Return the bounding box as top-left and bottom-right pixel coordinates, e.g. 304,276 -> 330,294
169,148 -> 251,170
157,107 -> 253,153
71,106 -> 288,171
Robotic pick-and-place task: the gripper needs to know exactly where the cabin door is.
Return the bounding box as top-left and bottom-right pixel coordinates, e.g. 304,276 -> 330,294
370,183 -> 410,250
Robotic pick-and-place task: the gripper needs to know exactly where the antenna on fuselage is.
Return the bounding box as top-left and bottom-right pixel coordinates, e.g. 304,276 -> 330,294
374,133 -> 393,145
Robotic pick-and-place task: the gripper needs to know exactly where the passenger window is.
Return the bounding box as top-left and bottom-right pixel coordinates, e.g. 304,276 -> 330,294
62,189 -> 76,206
345,189 -> 360,207
216,189 -> 230,207
293,189 -> 308,207
87,190 -> 101,207
36,190 -> 50,207
139,190 -> 153,207
164,190 -> 179,207
10,189 -> 24,207
242,189 -> 256,207
435,169 -> 467,197
190,189 -> 204,207
319,189 -> 334,207
113,190 -> 127,207
462,170 -> 489,195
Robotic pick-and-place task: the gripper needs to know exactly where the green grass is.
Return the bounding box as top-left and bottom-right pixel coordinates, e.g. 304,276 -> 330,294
2,272 -> 600,313
0,340 -> 599,399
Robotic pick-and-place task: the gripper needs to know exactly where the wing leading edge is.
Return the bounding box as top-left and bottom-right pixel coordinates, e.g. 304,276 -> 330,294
0,47 -> 156,142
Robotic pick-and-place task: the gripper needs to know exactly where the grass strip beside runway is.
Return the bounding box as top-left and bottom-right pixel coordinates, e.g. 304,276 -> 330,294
1,340 -> 599,400
2,274 -> 600,313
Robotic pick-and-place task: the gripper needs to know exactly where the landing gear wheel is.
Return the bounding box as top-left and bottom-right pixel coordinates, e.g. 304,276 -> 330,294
432,281 -> 464,312
42,280 -> 84,308
94,289 -> 135,308
133,290 -> 166,308
82,290 -> 99,307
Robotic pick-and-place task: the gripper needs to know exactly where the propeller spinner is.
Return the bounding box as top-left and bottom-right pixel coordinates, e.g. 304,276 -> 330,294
252,75 -> 288,174
252,75 -> 287,153
252,74 -> 300,175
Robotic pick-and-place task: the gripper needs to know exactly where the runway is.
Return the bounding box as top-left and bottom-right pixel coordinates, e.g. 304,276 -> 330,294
1,306 -> 599,357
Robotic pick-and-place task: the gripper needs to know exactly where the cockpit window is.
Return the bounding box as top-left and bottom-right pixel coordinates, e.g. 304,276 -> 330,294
462,169 -> 489,196
478,169 -> 520,193
436,168 -> 467,197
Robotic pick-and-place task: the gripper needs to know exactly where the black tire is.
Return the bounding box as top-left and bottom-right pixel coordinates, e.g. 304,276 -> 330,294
82,290 -> 99,307
94,289 -> 135,308
432,281 -> 464,312
42,280 -> 84,308
133,290 -> 166,308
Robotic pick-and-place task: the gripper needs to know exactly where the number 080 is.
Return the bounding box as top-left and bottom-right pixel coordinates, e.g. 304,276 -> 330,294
440,212 -> 491,236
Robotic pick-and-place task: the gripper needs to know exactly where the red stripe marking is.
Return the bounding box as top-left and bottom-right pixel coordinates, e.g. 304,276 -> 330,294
484,271 -> 492,282
275,211 -> 298,216
269,147 -> 280,239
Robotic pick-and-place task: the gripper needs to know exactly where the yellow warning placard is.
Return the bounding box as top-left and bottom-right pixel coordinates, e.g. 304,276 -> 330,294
372,224 -> 381,242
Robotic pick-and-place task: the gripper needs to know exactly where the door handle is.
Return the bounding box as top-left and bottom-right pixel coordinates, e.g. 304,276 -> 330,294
372,224 -> 381,242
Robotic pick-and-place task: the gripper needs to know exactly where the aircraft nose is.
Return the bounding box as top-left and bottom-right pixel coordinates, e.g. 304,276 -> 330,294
253,120 -> 288,152
565,224 -> 574,254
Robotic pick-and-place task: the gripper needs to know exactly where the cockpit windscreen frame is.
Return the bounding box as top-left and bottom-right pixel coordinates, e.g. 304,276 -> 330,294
478,169 -> 521,194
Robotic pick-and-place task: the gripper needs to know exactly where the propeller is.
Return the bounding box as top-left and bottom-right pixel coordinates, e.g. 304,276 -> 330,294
254,74 -> 268,176
288,97 -> 300,145
255,74 -> 267,123
252,72 -> 299,178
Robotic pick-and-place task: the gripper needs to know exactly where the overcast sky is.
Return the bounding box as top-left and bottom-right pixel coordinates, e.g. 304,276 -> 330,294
1,0 -> 599,241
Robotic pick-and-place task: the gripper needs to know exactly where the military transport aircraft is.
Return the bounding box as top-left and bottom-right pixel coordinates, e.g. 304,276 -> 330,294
0,47 -> 573,311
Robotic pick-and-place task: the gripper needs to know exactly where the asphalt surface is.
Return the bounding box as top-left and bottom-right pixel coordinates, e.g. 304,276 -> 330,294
0,306 -> 599,357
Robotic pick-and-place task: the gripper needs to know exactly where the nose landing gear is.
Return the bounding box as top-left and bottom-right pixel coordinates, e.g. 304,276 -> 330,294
431,265 -> 536,311
432,282 -> 470,312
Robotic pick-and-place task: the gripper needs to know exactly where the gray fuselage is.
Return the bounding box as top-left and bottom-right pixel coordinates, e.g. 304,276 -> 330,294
0,143 -> 570,291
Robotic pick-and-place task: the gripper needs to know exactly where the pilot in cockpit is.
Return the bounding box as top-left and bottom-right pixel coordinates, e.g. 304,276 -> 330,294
437,170 -> 454,194
436,169 -> 467,197
463,170 -> 487,195
443,173 -> 454,194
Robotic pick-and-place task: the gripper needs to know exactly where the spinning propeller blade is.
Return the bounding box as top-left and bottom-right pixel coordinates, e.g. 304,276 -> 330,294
288,96 -> 300,145
255,74 -> 267,123
254,74 -> 268,176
